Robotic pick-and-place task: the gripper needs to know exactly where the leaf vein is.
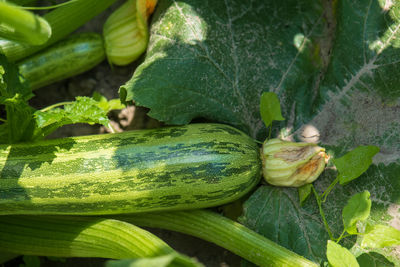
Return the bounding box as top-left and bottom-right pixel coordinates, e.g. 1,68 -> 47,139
173,0 -> 235,89
273,13 -> 323,95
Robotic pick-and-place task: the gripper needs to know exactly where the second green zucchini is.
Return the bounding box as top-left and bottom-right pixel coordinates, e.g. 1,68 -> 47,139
18,33 -> 105,90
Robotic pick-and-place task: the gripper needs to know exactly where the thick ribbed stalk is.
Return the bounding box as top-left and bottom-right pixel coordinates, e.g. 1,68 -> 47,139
0,0 -> 115,62
0,216 -> 173,259
115,210 -> 319,267
0,1 -> 51,45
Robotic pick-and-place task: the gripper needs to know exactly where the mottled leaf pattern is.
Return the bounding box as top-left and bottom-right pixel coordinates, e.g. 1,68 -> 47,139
121,0 -> 324,139
122,0 -> 400,264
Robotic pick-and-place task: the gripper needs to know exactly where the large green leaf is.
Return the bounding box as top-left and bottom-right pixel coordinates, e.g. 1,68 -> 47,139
122,0 -> 400,265
301,0 -> 400,262
121,0 -> 324,139
241,0 -> 400,264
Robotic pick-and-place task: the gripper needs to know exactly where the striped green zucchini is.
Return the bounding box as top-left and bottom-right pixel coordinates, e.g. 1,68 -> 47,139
0,124 -> 261,215
18,32 -> 105,90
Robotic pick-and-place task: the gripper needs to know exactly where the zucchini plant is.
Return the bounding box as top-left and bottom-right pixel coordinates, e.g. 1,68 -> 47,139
1,0 -> 400,266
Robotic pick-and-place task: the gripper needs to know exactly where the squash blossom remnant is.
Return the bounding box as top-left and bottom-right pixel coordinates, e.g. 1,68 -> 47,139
262,139 -> 328,187
103,0 -> 158,66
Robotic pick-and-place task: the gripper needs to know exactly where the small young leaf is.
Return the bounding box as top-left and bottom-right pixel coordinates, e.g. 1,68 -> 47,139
33,97 -> 110,139
326,240 -> 359,267
356,252 -> 394,267
35,97 -> 109,127
361,224 -> 400,249
35,108 -> 65,129
332,146 -> 380,185
92,91 -> 125,113
342,191 -> 371,234
260,92 -> 284,128
63,97 -> 109,125
106,99 -> 126,112
298,184 -> 312,206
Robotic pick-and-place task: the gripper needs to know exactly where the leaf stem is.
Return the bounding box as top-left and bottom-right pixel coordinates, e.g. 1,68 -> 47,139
311,185 -> 334,240
321,176 -> 339,202
115,210 -> 319,267
268,123 -> 272,140
335,230 -> 346,243
39,101 -> 73,112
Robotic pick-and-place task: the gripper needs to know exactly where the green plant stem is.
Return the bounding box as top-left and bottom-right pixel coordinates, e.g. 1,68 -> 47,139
39,101 -> 73,112
1,0 -> 116,62
268,123 -> 272,140
311,185 -> 334,240
335,230 -> 346,243
321,176 -> 339,202
115,210 -> 319,267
